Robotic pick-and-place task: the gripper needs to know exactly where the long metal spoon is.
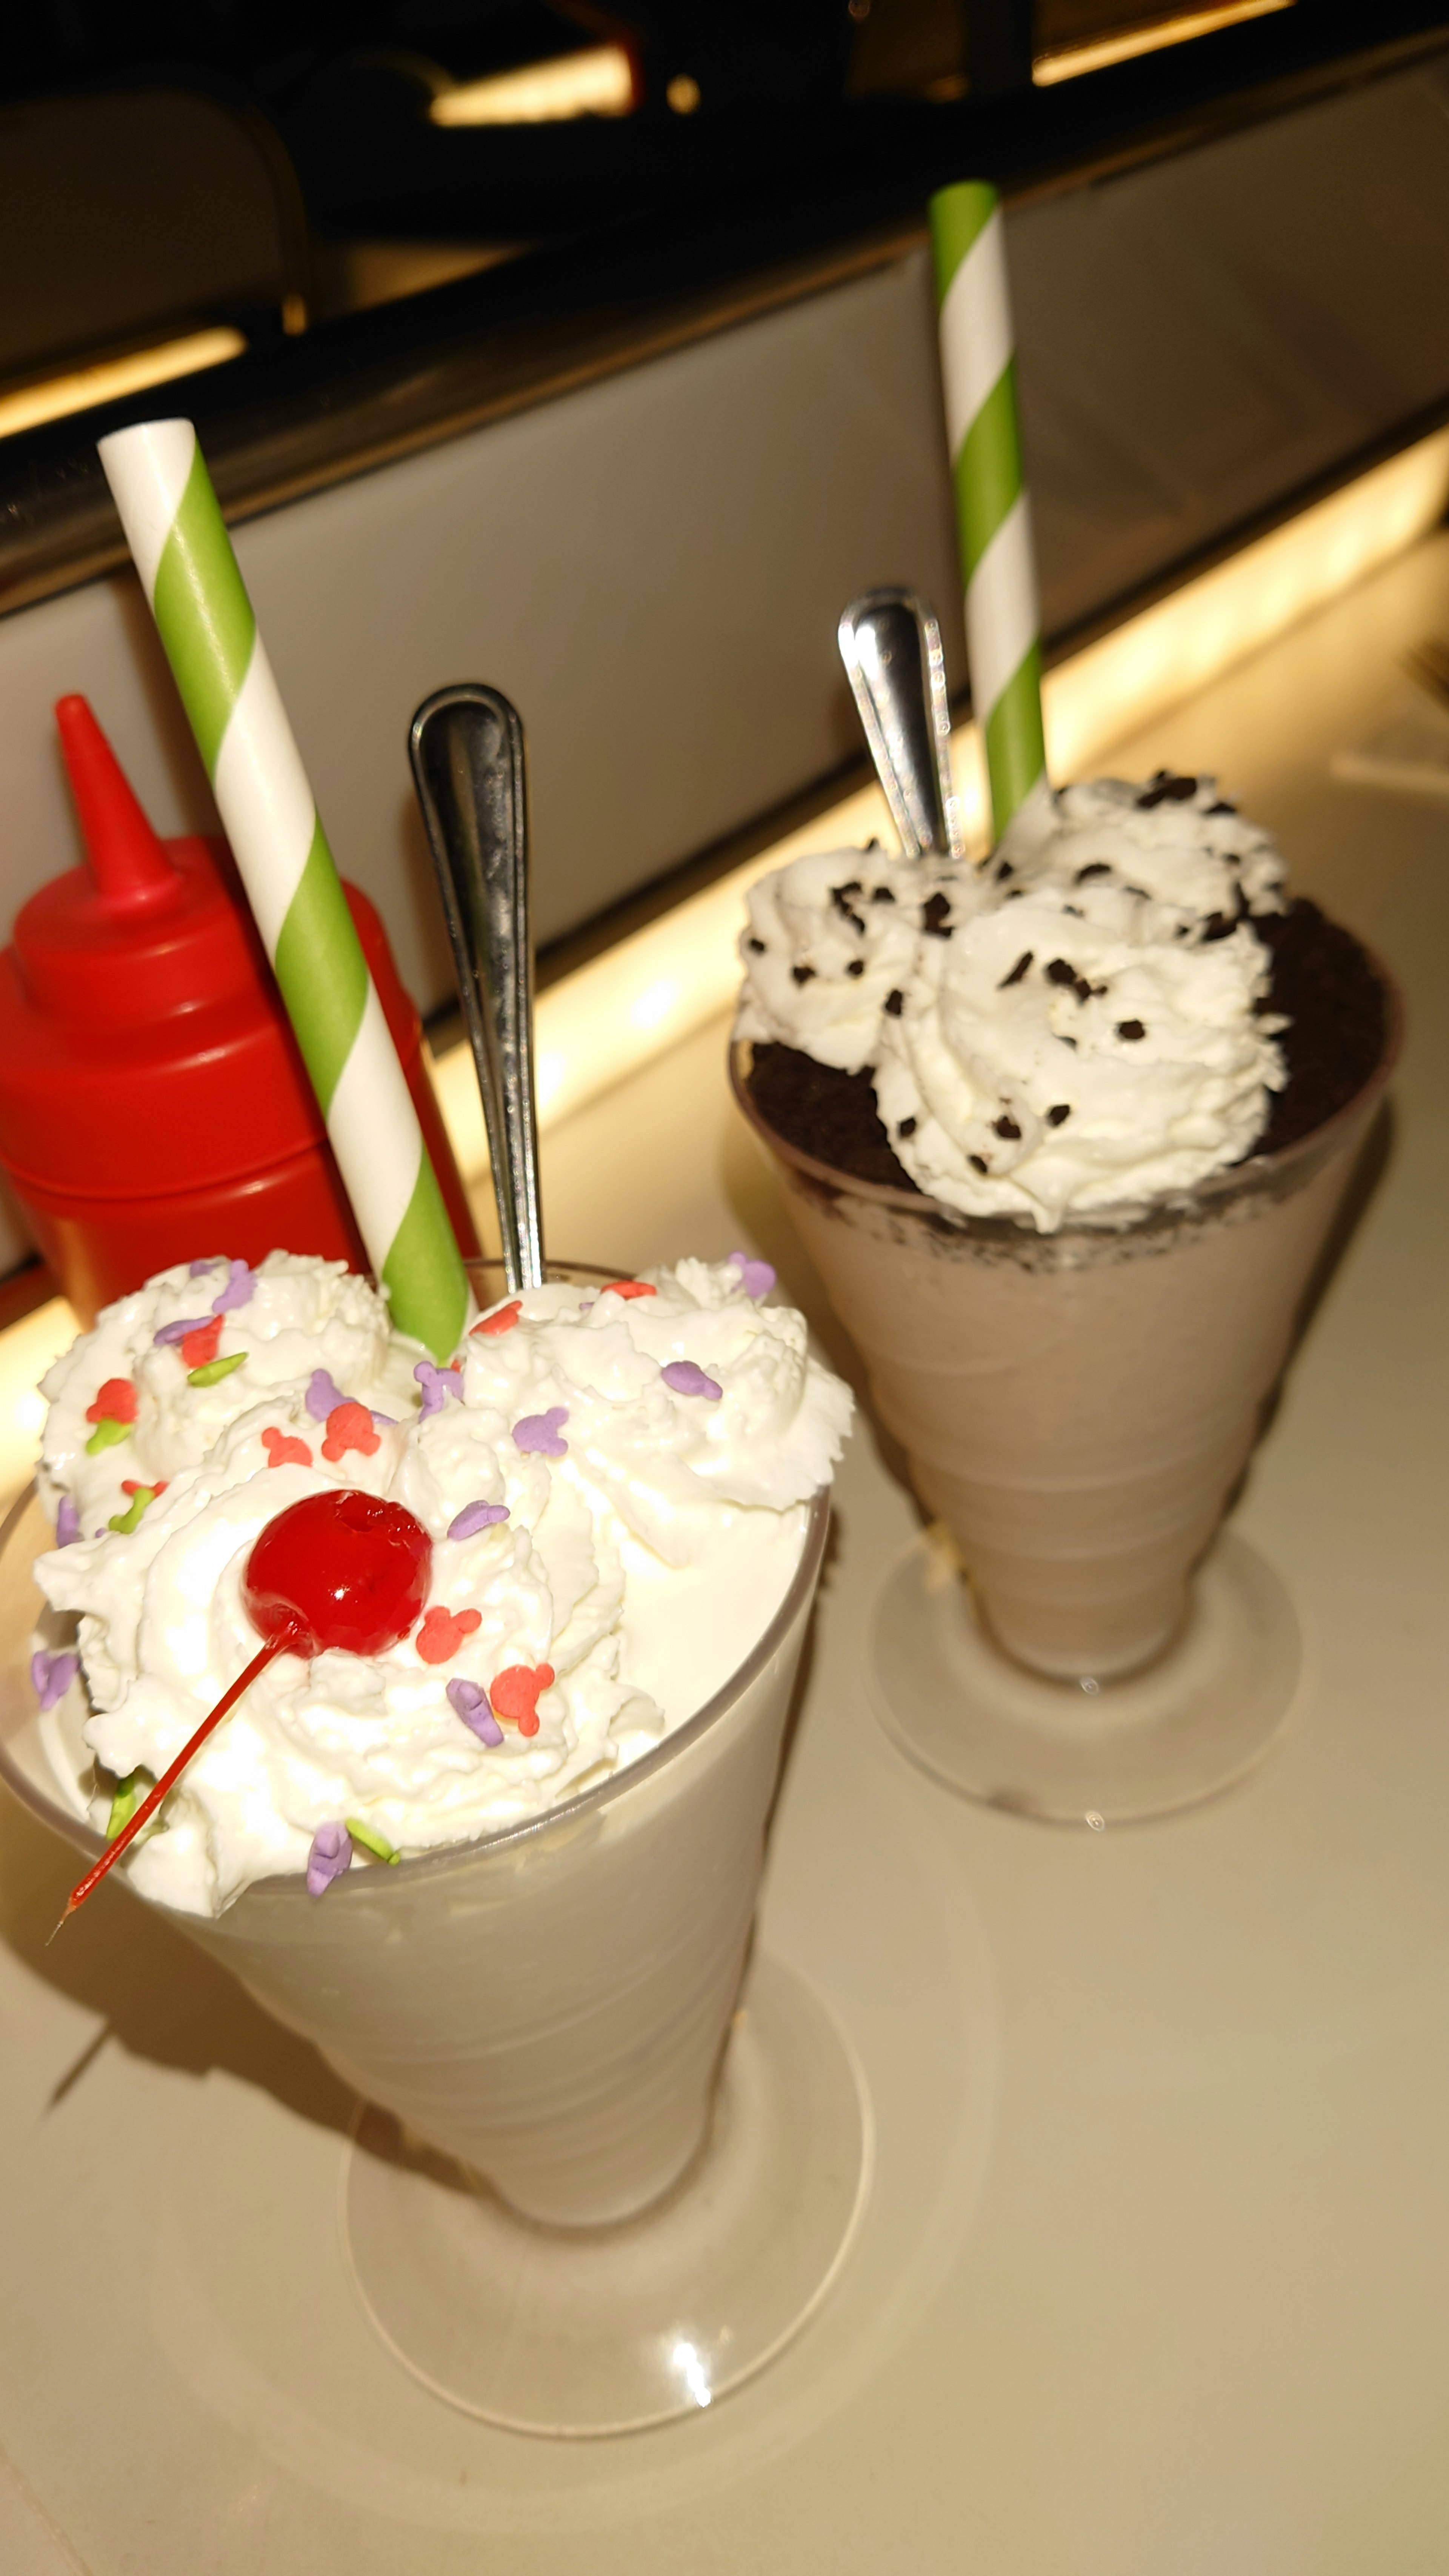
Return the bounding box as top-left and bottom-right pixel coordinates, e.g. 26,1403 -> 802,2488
409,684 -> 545,1293
838,589 -> 963,861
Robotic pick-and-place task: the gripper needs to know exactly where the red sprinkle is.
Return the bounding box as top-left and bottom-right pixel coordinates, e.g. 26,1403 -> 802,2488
490,1662 -> 556,1737
417,1605 -> 483,1665
85,1378 -> 137,1426
262,1427 -> 312,1470
602,1281 -> 655,1301
321,1401 -> 381,1463
180,1317 -> 223,1371
472,1299 -> 522,1338
120,1479 -> 167,1497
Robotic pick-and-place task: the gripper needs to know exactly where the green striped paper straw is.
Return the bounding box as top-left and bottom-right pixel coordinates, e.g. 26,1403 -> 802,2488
930,180 -> 1048,839
98,419 -> 468,1360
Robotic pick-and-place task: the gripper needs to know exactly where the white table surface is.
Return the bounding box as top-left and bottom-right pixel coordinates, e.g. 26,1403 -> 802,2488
1,529 -> 1446,2574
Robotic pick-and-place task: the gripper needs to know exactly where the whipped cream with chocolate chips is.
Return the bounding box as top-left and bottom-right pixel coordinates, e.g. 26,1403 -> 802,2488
736,775 -> 1290,1229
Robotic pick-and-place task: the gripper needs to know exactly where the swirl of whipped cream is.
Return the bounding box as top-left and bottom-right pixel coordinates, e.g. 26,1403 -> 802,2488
736,776 -> 1289,1229
34,1256 -> 851,1915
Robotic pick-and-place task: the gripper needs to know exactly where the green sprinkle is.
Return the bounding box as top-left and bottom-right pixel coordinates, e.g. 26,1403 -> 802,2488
85,1418 -> 131,1455
106,1769 -> 152,1839
345,1816 -> 401,1865
108,1486 -> 159,1535
188,1350 -> 248,1389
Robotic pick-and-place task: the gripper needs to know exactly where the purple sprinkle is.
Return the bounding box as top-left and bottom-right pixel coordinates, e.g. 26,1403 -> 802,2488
31,1649 -> 78,1711
415,1360 -> 464,1419
211,1260 -> 255,1315
153,1315 -> 211,1347
306,1820 -> 353,1898
513,1406 -> 569,1457
306,1369 -> 348,1422
448,1677 -> 504,1746
55,1497 -> 80,1547
370,1412 -> 397,1429
729,1250 -> 776,1300
661,1361 -> 723,1401
189,1258 -> 219,1278
448,1500 -> 511,1540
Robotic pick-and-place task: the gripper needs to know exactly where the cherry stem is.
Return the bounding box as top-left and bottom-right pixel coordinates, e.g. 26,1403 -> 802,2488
59,1630 -> 296,1924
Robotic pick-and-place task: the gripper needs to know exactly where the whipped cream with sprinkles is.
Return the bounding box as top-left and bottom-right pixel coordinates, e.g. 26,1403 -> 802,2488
737,775 -> 1290,1229
33,1253 -> 851,1916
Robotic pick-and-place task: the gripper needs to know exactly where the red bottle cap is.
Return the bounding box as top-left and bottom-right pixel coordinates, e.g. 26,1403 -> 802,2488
0,698 -> 422,1199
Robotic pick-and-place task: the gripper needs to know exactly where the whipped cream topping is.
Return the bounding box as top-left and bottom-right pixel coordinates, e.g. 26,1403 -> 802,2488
34,1256 -> 851,1916
736,775 -> 1290,1229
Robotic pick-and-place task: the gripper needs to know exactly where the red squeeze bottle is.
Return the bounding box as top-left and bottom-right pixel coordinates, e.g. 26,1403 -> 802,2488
0,697 -> 479,1324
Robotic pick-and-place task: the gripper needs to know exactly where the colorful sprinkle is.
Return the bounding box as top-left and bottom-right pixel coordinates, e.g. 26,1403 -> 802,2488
344,1816 -> 400,1867
661,1361 -> 723,1401
180,1317 -> 223,1370
31,1649 -> 77,1710
189,1258 -> 220,1277
321,1400 -> 380,1462
513,1407 -> 569,1457
417,1604 -> 483,1664
306,1369 -> 348,1421
371,1412 -> 397,1429
153,1315 -> 211,1348
85,1418 -> 132,1456
211,1260 -> 255,1315
415,1360 -> 464,1419
490,1662 -> 555,1738
448,1500 -> 511,1541
602,1280 -> 655,1301
55,1498 -> 80,1547
472,1300 -> 521,1338
729,1250 -> 776,1299
108,1484 -> 163,1535
448,1677 -> 504,1746
262,1427 -> 312,1469
306,1821 -> 353,1897
86,1378 -> 136,1427
188,1351 -> 248,1389
106,1768 -> 148,1839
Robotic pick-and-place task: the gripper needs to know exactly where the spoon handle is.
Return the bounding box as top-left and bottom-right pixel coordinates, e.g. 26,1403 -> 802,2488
409,684 -> 545,1294
838,589 -> 963,861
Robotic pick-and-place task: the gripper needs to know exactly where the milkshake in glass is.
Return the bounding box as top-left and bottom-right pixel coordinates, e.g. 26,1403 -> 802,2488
0,1251 -> 863,2429
733,775 -> 1398,1817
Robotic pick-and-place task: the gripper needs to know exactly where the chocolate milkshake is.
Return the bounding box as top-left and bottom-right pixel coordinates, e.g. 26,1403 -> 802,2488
734,775 -> 1397,1687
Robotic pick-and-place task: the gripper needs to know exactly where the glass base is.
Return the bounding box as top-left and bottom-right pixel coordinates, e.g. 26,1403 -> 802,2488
341,1952 -> 871,2435
869,1526 -> 1302,1826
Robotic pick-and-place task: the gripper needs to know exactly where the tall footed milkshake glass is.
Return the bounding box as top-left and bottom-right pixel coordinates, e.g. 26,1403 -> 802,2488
731,1014 -> 1399,1826
0,1262 -> 866,2434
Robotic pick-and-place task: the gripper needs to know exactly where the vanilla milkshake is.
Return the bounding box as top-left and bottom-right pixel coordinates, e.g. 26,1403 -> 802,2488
8,1251 -> 851,2222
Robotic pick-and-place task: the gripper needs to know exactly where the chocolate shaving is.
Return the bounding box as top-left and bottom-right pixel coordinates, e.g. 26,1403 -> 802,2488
998,950 -> 1033,989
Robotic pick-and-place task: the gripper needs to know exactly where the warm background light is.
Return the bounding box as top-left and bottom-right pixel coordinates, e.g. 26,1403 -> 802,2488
0,328 -> 245,444
431,46 -> 635,126
1034,0 -> 1293,85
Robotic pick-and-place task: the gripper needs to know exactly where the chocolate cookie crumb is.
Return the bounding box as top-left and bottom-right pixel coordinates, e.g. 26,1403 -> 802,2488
1047,1104 -> 1072,1126
791,965 -> 815,986
999,951 -> 1033,989
1117,1019 -> 1146,1041
884,989 -> 904,1017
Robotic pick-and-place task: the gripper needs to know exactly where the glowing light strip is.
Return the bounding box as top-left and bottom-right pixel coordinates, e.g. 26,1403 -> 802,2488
431,46 -> 634,126
1034,0 -> 1292,84
429,422 -> 1449,1178
0,329 -> 246,444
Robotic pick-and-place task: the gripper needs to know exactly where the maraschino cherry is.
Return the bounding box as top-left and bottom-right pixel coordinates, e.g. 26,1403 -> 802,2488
59,1490 -> 432,1923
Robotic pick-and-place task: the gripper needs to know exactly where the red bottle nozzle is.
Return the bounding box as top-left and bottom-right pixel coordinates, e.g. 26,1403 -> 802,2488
54,694 -> 181,913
